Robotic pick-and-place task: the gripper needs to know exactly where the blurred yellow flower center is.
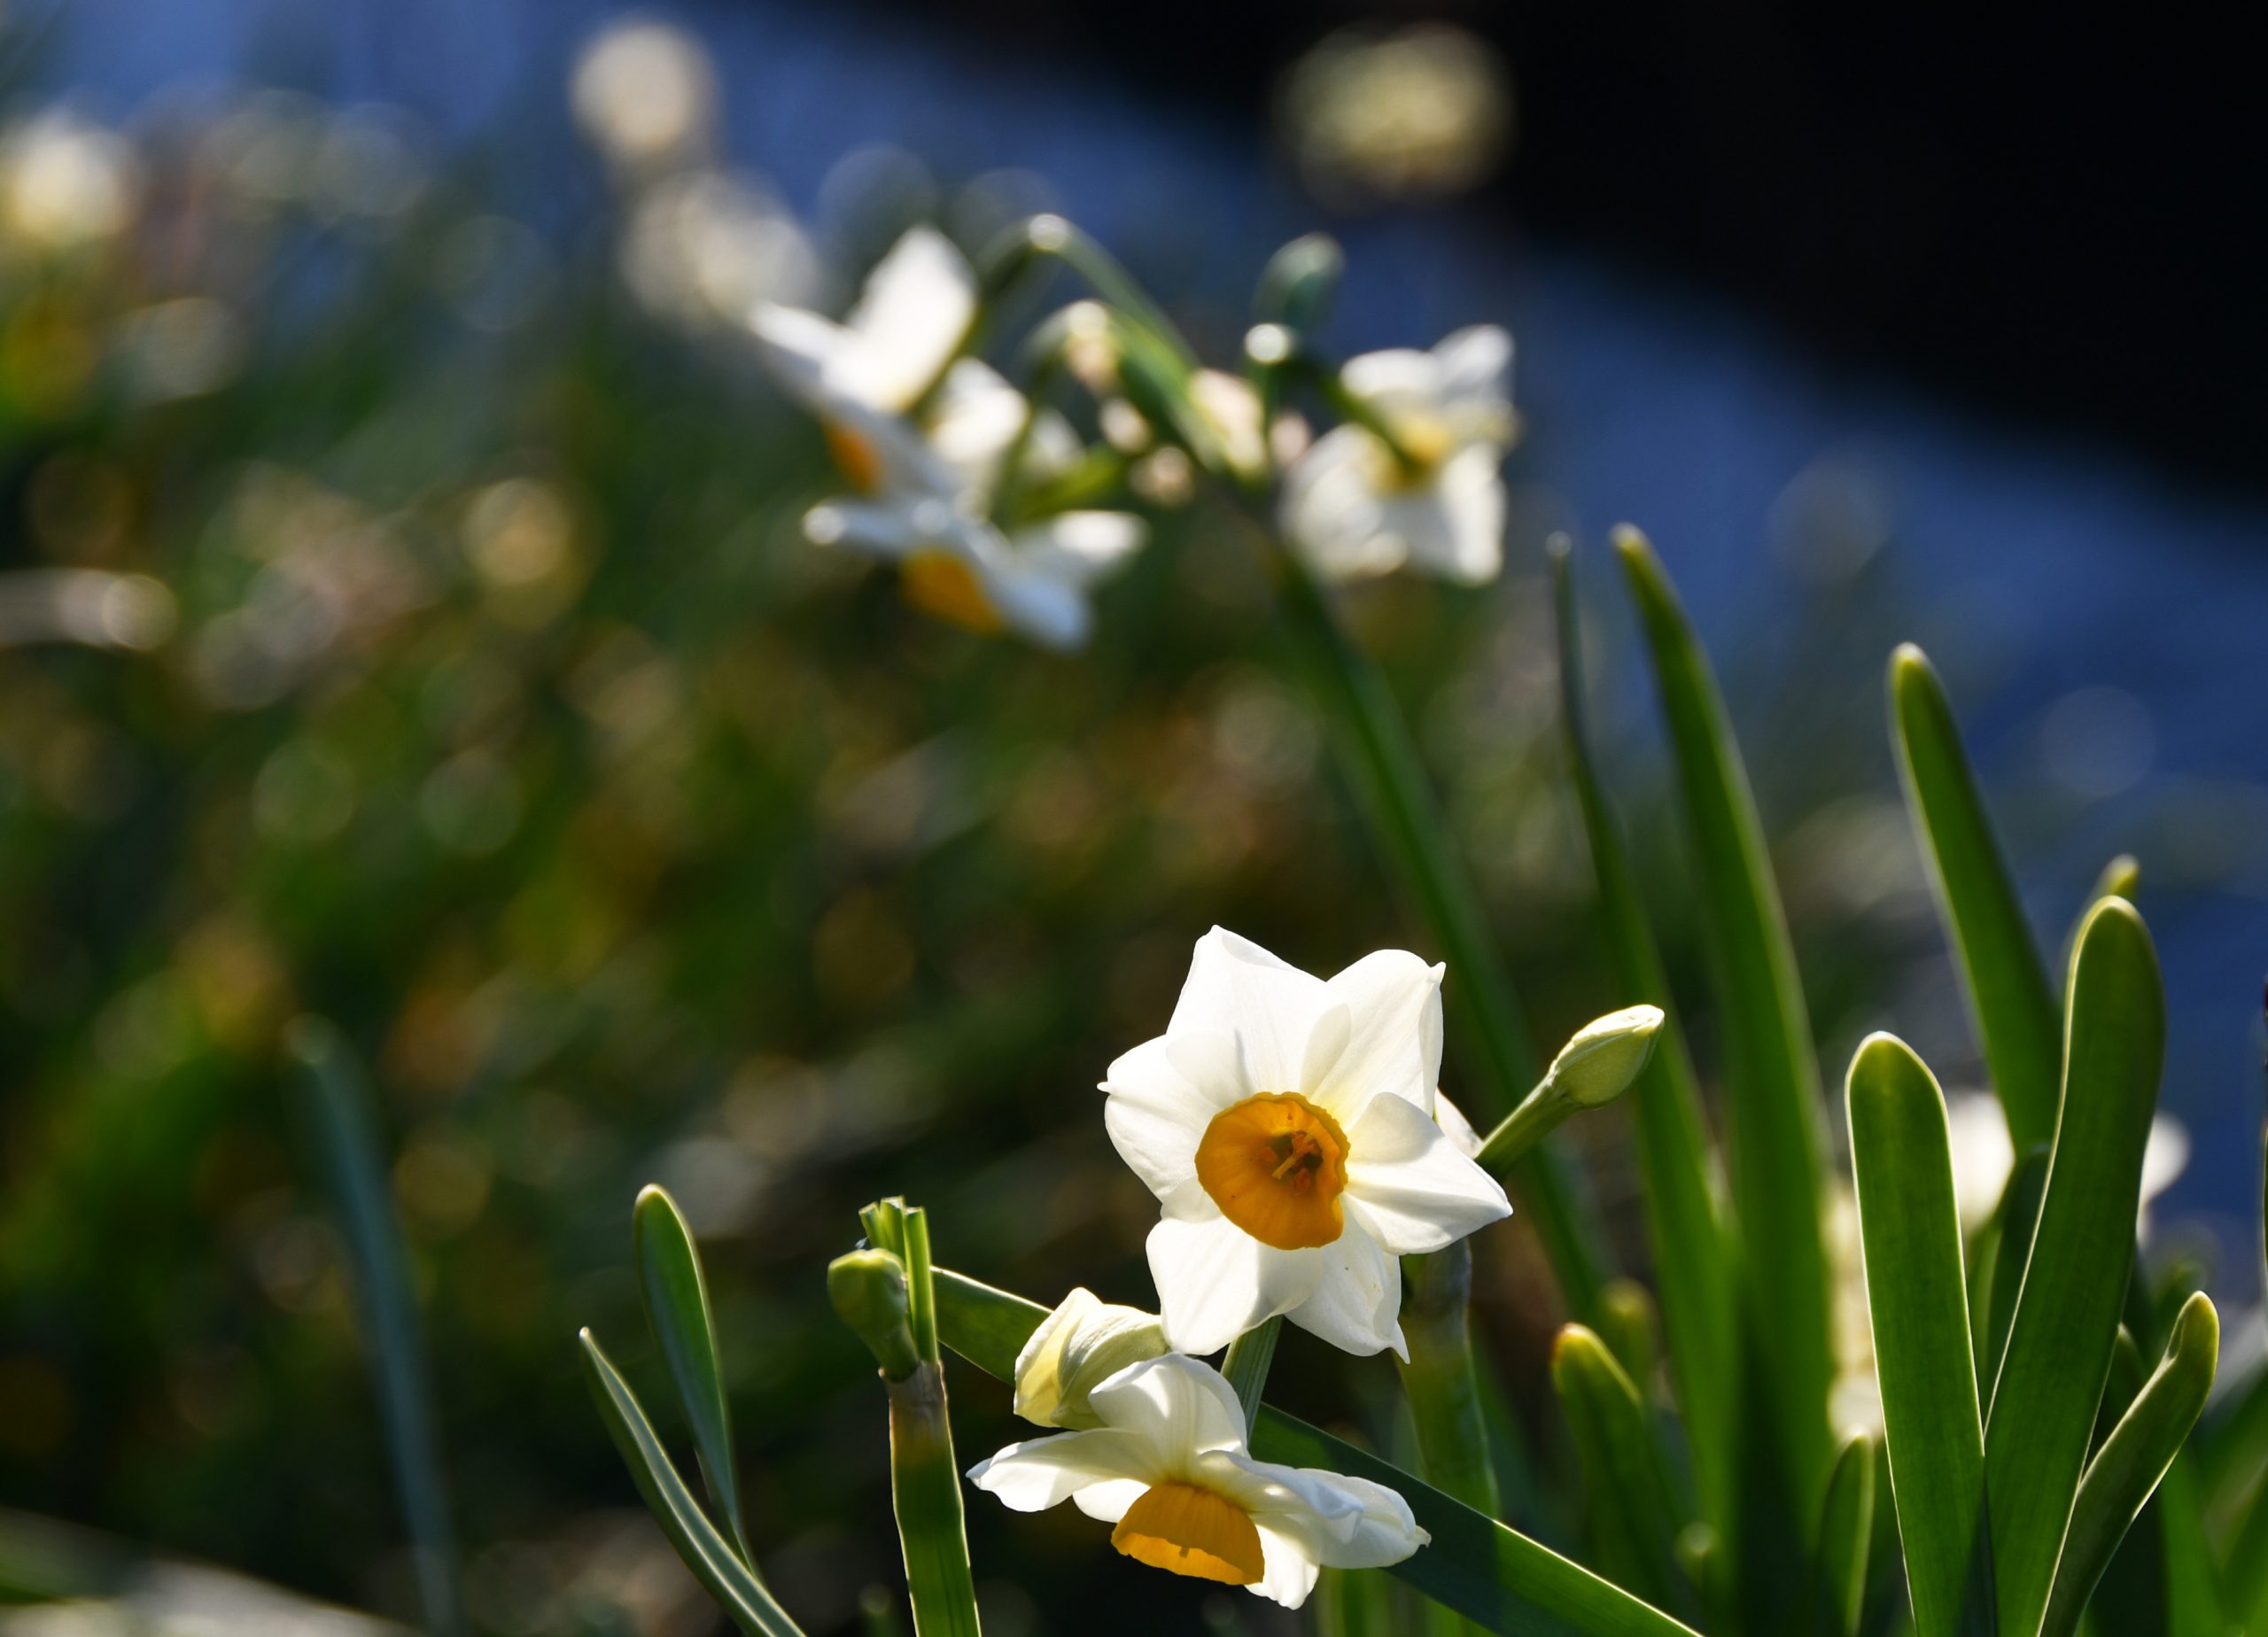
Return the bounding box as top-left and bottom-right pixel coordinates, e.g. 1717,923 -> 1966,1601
1110,1481 -> 1263,1586
1196,1092 -> 1348,1249
823,422 -> 885,493
900,550 -> 1003,633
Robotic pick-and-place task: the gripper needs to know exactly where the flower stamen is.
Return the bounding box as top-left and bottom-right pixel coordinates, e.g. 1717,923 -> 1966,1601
1196,1091 -> 1349,1249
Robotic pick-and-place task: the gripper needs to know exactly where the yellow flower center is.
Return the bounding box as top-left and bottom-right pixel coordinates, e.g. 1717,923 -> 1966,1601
1195,1092 -> 1349,1250
823,422 -> 886,493
899,549 -> 1003,634
1110,1481 -> 1263,1587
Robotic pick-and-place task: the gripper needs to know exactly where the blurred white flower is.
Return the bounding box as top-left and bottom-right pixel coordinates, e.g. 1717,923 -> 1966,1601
1102,928 -> 1511,1358
969,1352 -> 1425,1607
1278,326 -> 1514,585
1,110 -> 139,253
571,18 -> 718,174
759,229 -> 1145,648
750,226 -> 976,457
1013,1288 -> 1169,1428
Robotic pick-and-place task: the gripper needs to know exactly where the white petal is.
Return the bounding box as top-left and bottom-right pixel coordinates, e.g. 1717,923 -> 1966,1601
980,555 -> 1093,651
804,499 -> 923,559
748,303 -> 850,414
1068,1478 -> 1150,1524
1430,324 -> 1513,411
1147,1214 -> 1319,1356
1298,1004 -> 1352,1100
1433,1090 -> 1484,1160
1387,448 -> 1503,586
1084,1354 -> 1250,1461
1340,346 -> 1442,418
1250,1527 -> 1324,1609
1315,950 -> 1443,1121
924,358 -> 1030,487
1344,1093 -> 1512,1253
1283,1222 -> 1406,1360
1277,427 -> 1402,582
1013,511 -> 1146,586
1167,928 -> 1331,1096
1247,1465 -> 1428,1569
967,1427 -> 1158,1511
843,226 -> 975,410
1103,1035 -> 1239,1200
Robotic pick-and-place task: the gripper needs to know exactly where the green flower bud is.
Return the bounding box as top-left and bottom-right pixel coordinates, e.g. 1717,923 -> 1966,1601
1543,1004 -> 1665,1109
1013,1288 -> 1169,1429
829,1248 -> 920,1381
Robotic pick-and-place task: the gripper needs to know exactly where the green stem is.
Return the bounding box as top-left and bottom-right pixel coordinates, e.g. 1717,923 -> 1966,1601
1265,538 -> 1608,1318
1220,1316 -> 1282,1434
1399,1244 -> 1503,1519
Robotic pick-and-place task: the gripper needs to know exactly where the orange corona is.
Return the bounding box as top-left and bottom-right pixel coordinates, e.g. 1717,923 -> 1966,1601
1109,1482 -> 1265,1587
1194,1091 -> 1349,1249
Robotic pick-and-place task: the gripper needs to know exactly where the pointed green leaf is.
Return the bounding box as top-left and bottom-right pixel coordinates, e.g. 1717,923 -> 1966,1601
1551,1325 -> 1693,1620
1981,1146 -> 2050,1391
579,1330 -> 804,1637
1615,526 -> 1833,1515
1985,896 -> 2165,1637
931,1269 -> 1697,1636
1845,1033 -> 1995,1637
1550,541 -> 1739,1546
2042,1294 -> 2218,1637
634,1184 -> 752,1563
1807,1433 -> 1877,1637
287,1018 -> 465,1637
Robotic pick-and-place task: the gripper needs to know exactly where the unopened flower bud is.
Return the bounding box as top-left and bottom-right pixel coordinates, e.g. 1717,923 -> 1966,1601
1543,1004 -> 1665,1109
829,1248 -> 920,1380
1013,1288 -> 1168,1428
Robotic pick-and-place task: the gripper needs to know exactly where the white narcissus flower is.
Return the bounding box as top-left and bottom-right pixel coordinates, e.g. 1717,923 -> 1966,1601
968,1353 -> 1426,1608
1103,928 -> 1512,1358
1278,325 -> 1514,586
1014,1288 -> 1169,1429
752,228 -> 1145,648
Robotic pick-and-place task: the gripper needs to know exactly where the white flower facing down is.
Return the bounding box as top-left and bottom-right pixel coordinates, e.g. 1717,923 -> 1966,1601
1278,324 -> 1513,586
1104,928 -> 1512,1358
969,1352 -> 1426,1608
752,227 -> 1145,648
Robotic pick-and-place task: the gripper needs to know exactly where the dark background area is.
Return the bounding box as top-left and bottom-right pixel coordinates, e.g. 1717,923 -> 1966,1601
874,0 -> 2267,493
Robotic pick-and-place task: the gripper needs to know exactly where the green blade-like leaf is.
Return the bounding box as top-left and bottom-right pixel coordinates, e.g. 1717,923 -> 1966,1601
1807,1433 -> 1878,1637
1551,541 -> 1739,1543
1614,527 -> 1833,1517
931,1269 -> 1697,1636
1889,646 -> 2062,1152
1550,1325 -> 1693,1620
2041,1293 -> 2219,1637
579,1330 -> 804,1637
287,1018 -> 465,1637
1845,1033 -> 1995,1637
634,1184 -> 752,1563
1981,1146 -> 2050,1391
2060,856 -> 2140,982
1984,896 -> 2165,1637
1271,538 -> 1608,1316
